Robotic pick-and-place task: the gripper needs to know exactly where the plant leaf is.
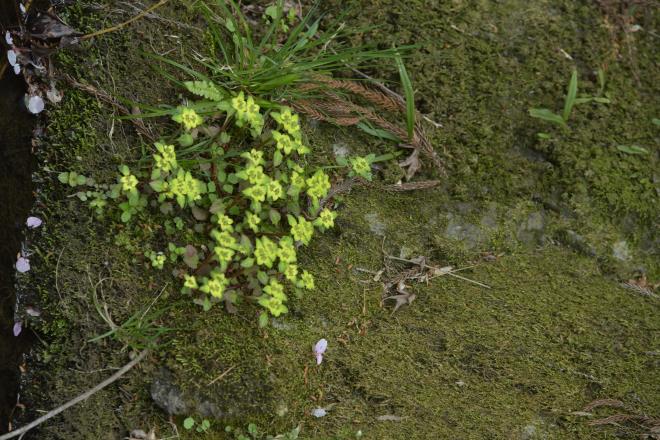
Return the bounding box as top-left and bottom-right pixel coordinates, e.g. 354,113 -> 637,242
562,69 -> 578,121
616,145 -> 648,155
395,52 -> 415,141
529,108 -> 567,127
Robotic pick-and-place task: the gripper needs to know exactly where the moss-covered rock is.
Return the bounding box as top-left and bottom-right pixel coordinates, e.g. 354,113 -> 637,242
13,1 -> 658,439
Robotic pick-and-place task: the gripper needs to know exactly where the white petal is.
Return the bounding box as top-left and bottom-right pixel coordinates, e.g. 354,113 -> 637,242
5,31 -> 13,45
19,3 -> 26,14
27,95 -> 44,114
26,216 -> 43,228
7,49 -> 17,66
314,338 -> 328,354
16,257 -> 30,273
311,408 -> 327,418
13,64 -> 20,75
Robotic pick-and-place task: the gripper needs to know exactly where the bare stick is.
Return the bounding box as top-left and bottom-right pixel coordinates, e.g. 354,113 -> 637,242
0,350 -> 149,440
387,255 -> 492,289
80,0 -> 170,41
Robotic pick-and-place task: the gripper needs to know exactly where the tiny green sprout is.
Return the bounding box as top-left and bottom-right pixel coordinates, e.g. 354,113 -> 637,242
148,251 -> 166,270
183,417 -> 195,430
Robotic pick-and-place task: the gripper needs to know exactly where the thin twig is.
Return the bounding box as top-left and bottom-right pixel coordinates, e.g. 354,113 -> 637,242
207,365 -> 236,386
0,350 -> 149,440
386,255 -> 492,289
80,0 -> 170,41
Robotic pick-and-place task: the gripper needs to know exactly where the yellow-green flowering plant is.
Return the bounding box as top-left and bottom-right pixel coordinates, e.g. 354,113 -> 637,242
79,82 -> 343,324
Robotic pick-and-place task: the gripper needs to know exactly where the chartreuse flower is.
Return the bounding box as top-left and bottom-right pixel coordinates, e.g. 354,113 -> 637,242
216,214 -> 234,231
254,236 -> 278,268
241,148 -> 265,166
350,156 -> 372,179
245,164 -> 266,185
272,107 -> 300,137
183,274 -> 198,289
172,106 -> 204,130
231,91 -> 248,118
299,270 -> 315,290
211,229 -> 237,249
200,270 -> 229,299
266,180 -> 283,201
245,211 -> 261,233
120,174 -> 138,192
290,170 -> 306,191
288,215 -> 314,245
272,131 -> 295,155
231,92 -> 263,134
258,294 -> 288,317
150,252 -> 166,269
214,245 -> 235,264
283,263 -> 298,282
168,169 -> 204,207
154,142 -> 177,172
264,279 -> 285,300
314,208 -> 337,230
243,183 -> 267,210
306,169 -> 331,200
258,279 -> 288,317
277,236 -> 297,263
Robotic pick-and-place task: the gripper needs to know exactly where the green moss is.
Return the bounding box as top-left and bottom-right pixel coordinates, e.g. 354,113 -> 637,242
18,0 -> 658,438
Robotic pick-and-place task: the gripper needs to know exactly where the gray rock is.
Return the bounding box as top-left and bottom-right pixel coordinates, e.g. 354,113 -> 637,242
516,211 -> 546,246
444,214 -> 483,249
150,368 -> 188,415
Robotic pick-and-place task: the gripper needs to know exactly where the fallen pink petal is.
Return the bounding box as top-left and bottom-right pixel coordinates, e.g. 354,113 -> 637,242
314,338 -> 328,365
26,216 -> 43,228
16,256 -> 30,273
26,306 -> 41,317
13,321 -> 22,337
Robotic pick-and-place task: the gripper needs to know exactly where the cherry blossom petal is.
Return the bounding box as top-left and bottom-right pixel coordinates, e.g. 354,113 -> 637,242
26,216 -> 42,228
27,95 -> 44,114
16,256 -> 30,273
7,49 -> 17,66
5,31 -> 12,45
311,408 -> 327,418
13,321 -> 22,337
313,338 -> 328,365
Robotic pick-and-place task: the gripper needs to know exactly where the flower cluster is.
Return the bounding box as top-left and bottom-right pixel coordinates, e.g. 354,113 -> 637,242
82,86 -> 341,322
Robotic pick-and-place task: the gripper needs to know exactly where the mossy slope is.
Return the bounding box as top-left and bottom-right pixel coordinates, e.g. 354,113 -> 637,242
15,1 -> 658,439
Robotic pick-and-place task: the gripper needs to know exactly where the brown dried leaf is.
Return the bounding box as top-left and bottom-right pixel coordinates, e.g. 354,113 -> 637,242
398,148 -> 422,181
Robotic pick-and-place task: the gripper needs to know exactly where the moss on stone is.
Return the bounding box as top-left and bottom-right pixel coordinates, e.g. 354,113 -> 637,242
17,0 -> 658,439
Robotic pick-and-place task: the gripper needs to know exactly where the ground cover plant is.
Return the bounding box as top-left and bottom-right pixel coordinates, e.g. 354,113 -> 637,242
54,0 -> 421,325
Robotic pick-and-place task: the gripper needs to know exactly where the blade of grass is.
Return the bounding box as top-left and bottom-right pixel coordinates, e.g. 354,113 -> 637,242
395,51 -> 415,141
562,69 -> 578,121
